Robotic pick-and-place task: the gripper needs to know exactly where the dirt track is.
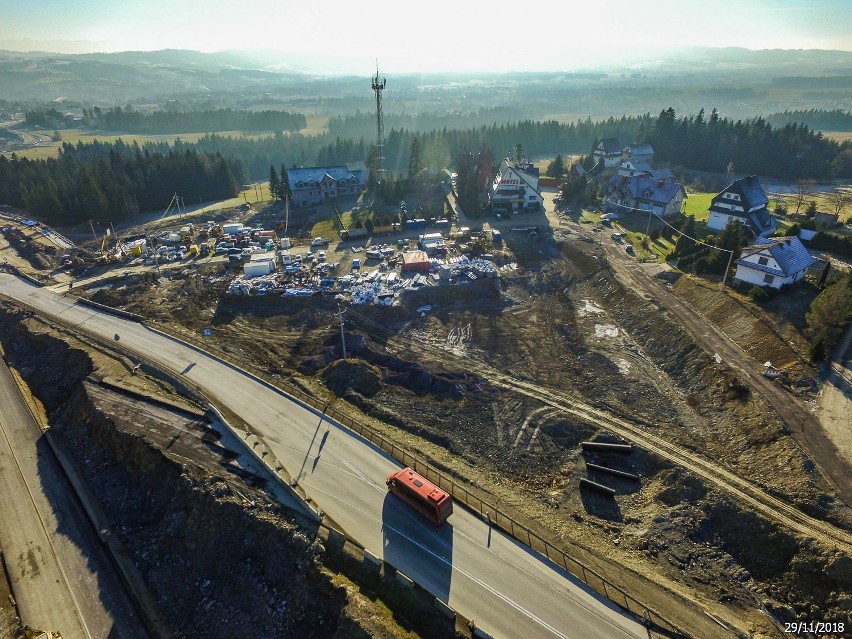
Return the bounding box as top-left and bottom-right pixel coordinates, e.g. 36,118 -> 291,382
597,232 -> 852,510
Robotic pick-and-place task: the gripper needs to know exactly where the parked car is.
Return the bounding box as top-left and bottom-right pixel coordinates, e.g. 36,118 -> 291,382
351,258 -> 361,270
318,251 -> 326,262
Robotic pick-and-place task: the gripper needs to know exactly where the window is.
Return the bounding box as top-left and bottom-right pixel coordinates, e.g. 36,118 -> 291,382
758,256 -> 769,266
763,274 -> 774,285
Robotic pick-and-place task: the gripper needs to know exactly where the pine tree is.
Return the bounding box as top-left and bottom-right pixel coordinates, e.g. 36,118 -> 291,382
280,163 -> 291,201
269,164 -> 281,200
408,136 -> 422,180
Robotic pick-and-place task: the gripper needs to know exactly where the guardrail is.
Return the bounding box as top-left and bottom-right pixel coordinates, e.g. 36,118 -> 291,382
1,286 -> 690,638
139,318 -> 689,638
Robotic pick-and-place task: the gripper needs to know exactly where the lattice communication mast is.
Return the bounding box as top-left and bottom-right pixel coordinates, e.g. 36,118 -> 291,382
371,64 -> 387,183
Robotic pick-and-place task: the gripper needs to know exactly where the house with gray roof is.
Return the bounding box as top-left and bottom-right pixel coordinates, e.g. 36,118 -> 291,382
623,143 -> 654,164
286,163 -> 366,207
603,174 -> 686,217
707,176 -> 777,238
617,159 -> 653,177
733,236 -> 815,289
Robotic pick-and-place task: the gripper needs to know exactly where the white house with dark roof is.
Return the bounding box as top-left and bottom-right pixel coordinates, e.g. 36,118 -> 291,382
733,236 -> 815,289
286,163 -> 366,207
490,158 -> 543,213
593,138 -> 623,168
707,176 -> 777,238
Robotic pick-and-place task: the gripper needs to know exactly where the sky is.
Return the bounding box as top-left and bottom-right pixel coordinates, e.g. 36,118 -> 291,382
1,0 -> 851,74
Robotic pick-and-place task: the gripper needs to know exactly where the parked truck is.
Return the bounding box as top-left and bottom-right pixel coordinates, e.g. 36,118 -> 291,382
340,228 -> 369,241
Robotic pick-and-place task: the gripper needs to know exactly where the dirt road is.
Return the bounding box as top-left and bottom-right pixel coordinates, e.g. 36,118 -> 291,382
539,189 -> 852,510
599,236 -> 852,508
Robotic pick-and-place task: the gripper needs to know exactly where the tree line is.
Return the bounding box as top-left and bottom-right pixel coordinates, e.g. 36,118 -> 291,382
0,139 -> 244,224
764,109 -> 852,132
640,107 -> 851,180
5,107 -> 851,226
25,107 -> 307,134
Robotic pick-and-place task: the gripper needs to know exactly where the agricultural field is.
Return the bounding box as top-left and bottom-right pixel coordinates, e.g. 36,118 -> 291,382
822,131 -> 852,144
4,129 -> 276,160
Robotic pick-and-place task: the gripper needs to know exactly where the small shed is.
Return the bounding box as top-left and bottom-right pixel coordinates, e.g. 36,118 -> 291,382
401,250 -> 431,273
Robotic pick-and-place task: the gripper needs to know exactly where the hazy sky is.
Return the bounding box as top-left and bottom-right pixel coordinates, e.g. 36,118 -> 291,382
1,0 -> 850,73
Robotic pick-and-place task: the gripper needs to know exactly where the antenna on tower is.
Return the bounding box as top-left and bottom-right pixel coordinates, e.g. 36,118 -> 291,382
371,60 -> 387,184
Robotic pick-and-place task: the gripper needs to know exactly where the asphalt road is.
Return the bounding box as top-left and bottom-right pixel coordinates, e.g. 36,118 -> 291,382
0,273 -> 653,639
0,357 -> 148,639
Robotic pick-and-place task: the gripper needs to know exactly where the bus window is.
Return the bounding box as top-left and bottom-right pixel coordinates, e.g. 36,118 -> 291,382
386,467 -> 453,525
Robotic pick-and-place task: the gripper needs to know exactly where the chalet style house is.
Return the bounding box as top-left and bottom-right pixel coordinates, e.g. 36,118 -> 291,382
707,176 -> 778,238
593,138 -> 623,168
733,237 -> 815,289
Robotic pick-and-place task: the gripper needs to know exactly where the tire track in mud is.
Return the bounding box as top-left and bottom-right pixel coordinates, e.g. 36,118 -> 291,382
373,332 -> 852,554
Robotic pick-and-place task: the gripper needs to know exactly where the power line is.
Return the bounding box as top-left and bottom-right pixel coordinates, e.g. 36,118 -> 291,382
604,197 -> 736,255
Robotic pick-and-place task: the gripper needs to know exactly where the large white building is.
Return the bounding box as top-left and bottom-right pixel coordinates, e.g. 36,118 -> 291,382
490,159 -> 543,213
286,163 -> 366,208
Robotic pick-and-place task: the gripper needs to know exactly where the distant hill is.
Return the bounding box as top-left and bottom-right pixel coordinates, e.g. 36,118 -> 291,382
1,47 -> 851,120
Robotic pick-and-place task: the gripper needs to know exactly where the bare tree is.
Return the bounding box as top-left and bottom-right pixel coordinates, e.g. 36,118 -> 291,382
828,188 -> 849,218
792,179 -> 814,215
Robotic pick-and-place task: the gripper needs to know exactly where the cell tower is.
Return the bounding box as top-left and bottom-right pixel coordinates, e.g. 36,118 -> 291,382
371,63 -> 387,183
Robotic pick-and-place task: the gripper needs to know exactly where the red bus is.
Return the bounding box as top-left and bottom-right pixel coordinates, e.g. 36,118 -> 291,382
386,467 -> 453,525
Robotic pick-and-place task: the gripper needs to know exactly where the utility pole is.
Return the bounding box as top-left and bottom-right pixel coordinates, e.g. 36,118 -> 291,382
336,304 -> 347,359
720,249 -> 735,291
88,219 -> 98,242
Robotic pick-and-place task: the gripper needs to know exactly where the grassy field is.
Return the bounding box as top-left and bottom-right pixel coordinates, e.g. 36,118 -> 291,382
310,211 -> 360,239
301,114 -> 330,137
822,131 -> 852,143
9,129 -> 276,160
10,114 -> 329,159
683,191 -> 714,221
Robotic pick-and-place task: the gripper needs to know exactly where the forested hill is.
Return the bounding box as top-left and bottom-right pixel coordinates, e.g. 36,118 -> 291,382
1,107 -> 850,226
643,108 -> 851,179
0,140 -> 243,224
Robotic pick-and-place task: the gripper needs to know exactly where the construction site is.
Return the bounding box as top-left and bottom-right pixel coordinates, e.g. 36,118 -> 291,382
1,173 -> 851,639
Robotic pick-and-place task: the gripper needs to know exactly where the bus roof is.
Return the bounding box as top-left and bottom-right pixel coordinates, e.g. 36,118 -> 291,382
388,468 -> 450,503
